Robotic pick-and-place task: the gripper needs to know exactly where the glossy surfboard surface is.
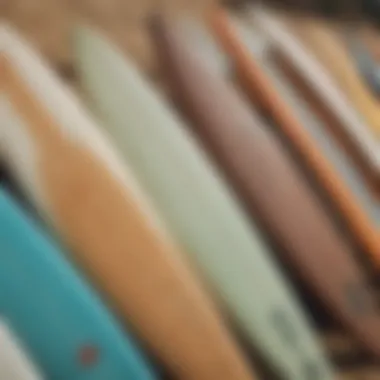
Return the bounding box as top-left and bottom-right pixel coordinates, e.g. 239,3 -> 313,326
0,25 -> 256,380
0,187 -> 155,380
246,8 -> 380,181
208,10 -> 380,267
286,18 -> 380,138
150,13 -> 380,360
74,22 -> 336,380
0,320 -> 43,380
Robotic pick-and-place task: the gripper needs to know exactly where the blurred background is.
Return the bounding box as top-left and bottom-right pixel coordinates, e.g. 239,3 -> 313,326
1,0 -> 217,85
3,1 -> 380,379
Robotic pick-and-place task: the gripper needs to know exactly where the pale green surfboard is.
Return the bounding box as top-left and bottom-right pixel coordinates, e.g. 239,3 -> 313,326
74,26 -> 336,380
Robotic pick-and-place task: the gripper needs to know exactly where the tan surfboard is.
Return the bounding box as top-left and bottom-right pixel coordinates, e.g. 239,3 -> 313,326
73,20 -> 337,380
0,24 -> 256,380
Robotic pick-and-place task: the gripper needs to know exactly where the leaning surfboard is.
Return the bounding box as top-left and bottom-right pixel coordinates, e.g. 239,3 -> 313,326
286,17 -> 380,138
149,12 -> 380,361
0,24 -> 255,380
0,187 -> 155,380
73,22 -> 336,380
247,8 -> 380,185
208,10 -> 380,267
0,320 -> 43,380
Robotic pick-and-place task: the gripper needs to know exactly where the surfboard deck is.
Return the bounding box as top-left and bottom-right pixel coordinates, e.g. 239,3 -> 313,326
0,187 -> 155,380
150,12 -> 380,361
73,19 -> 336,380
208,10 -> 380,268
0,24 -> 255,380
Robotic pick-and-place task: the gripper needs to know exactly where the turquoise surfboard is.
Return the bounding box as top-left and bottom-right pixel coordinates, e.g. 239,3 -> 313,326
74,25 -> 336,380
0,187 -> 156,380
1,24 -> 258,380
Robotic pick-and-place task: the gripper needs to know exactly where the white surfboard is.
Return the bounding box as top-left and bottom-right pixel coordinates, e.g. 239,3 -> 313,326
74,24 -> 336,380
248,7 -> 380,177
0,320 -> 42,380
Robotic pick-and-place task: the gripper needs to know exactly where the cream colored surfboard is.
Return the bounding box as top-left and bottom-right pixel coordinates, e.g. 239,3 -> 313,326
0,25 -> 256,380
0,320 -> 42,380
74,25 -> 336,380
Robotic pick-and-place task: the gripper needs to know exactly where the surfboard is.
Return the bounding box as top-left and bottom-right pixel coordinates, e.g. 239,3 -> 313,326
246,8 -> 380,184
73,19 -> 336,380
208,10 -> 380,267
0,187 -> 155,380
0,320 -> 43,380
150,12 -> 380,361
285,17 -> 380,138
0,25 -> 255,380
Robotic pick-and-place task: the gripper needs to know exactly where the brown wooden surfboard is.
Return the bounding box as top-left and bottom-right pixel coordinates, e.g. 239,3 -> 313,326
208,9 -> 380,268
149,13 -> 380,360
0,26 -> 256,380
